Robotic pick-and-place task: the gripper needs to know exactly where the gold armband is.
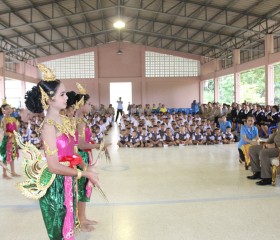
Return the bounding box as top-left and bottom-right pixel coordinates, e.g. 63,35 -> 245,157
76,169 -> 82,179
44,141 -> 58,156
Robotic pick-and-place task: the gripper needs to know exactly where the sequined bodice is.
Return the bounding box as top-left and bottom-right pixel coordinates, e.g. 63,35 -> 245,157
85,126 -> 91,143
6,122 -> 17,133
56,134 -> 75,159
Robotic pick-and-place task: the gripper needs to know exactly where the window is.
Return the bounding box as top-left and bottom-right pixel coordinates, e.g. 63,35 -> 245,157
274,63 -> 280,104
240,67 -> 265,104
145,51 -> 200,77
43,52 -> 94,79
5,79 -> 22,108
218,74 -> 234,104
203,79 -> 214,103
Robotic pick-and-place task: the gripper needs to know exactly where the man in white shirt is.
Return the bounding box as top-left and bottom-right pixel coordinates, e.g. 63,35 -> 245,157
115,97 -> 123,122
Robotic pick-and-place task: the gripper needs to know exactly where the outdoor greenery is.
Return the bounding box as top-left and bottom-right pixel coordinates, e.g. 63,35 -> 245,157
274,63 -> 280,104
240,67 -> 265,104
203,63 -> 280,105
203,79 -> 214,103
218,74 -> 234,104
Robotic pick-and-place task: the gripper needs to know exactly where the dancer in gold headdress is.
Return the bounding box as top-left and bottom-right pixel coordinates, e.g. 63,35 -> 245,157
21,64 -> 99,240
0,100 -> 20,179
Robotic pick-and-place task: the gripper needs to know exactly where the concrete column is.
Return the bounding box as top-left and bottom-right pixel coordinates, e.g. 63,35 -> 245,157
0,52 -> 5,101
214,77 -> 219,102
265,34 -> 274,105
233,49 -> 240,103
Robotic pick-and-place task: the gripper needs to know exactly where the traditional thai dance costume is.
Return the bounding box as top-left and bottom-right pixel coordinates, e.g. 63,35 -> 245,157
77,117 -> 93,203
0,116 -> 18,164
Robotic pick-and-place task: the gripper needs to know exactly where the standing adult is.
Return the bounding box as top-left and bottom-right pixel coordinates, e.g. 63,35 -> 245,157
191,100 -> 199,115
115,97 -> 123,122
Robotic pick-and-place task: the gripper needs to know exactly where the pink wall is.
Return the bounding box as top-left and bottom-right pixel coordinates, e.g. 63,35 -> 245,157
37,42 -> 200,108
146,77 -> 199,108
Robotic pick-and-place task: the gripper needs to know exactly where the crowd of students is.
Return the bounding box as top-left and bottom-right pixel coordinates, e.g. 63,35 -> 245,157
116,101 -> 280,149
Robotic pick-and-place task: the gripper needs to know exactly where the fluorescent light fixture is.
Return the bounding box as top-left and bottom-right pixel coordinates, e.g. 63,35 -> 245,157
113,20 -> 125,29
116,49 -> 123,55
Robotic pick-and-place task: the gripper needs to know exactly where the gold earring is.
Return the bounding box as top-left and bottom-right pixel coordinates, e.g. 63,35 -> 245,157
39,86 -> 50,110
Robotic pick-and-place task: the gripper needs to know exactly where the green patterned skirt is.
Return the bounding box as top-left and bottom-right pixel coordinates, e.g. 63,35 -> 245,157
77,150 -> 91,202
39,175 -> 78,240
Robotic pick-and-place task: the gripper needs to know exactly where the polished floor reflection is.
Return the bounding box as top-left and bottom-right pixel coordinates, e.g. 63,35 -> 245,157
1,123 -> 280,240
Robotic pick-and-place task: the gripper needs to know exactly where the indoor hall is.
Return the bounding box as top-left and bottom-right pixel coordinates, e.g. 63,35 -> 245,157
1,0 -> 280,240
1,123 -> 280,240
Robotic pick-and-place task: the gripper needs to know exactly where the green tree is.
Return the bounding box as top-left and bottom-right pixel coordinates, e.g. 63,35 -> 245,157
274,63 -> 280,104
203,79 -> 214,103
218,74 -> 234,104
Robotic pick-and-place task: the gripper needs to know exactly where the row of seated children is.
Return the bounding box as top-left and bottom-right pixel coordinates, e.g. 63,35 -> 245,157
20,127 -> 41,149
117,125 -> 235,148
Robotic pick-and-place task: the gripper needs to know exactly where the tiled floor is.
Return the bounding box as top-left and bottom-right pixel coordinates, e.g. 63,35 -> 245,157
1,123 -> 280,240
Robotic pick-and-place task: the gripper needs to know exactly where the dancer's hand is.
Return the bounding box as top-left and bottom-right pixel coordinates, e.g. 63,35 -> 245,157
84,169 -> 99,187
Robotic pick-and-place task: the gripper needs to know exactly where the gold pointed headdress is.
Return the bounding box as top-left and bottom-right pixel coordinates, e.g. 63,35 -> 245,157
2,98 -> 7,105
75,83 -> 86,110
76,82 -> 87,95
37,64 -> 57,110
37,64 -> 56,82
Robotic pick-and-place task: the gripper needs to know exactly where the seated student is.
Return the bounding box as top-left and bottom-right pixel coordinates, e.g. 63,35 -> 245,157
117,129 -> 129,147
192,127 -> 205,145
174,125 -> 190,146
129,131 -> 141,148
213,128 -> 223,144
189,124 -> 196,138
149,125 -> 163,147
253,105 -> 265,135
95,126 -> 104,142
218,115 -> 232,134
91,131 -> 99,144
159,123 -> 166,138
261,105 -> 279,138
29,131 -> 41,149
140,128 -> 152,148
204,127 -> 215,145
99,119 -> 108,134
162,128 -> 175,146
21,127 -> 30,144
223,126 -> 235,144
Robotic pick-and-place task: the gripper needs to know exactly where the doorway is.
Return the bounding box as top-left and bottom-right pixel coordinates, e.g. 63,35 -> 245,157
110,82 -> 132,115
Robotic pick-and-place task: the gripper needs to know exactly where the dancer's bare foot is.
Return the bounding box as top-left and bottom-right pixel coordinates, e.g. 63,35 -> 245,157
11,172 -> 21,177
83,219 -> 98,225
2,174 -> 12,180
80,224 -> 95,232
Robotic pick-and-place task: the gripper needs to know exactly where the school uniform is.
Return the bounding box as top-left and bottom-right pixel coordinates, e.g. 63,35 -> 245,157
21,133 -> 30,144
119,134 -> 128,145
192,132 -> 204,142
204,132 -> 215,144
130,136 -> 140,146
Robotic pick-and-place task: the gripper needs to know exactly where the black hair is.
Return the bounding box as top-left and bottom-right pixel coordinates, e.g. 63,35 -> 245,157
25,80 -> 61,113
246,114 -> 254,119
76,93 -> 90,104
272,105 -> 279,112
66,91 -> 77,108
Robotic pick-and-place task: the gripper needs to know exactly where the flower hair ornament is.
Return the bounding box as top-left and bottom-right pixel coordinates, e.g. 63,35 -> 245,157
37,64 -> 57,110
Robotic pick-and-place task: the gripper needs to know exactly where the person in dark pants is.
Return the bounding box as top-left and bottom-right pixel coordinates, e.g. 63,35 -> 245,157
115,97 -> 123,122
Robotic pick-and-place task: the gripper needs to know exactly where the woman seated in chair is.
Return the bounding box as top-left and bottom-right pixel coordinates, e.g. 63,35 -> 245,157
237,114 -> 259,170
